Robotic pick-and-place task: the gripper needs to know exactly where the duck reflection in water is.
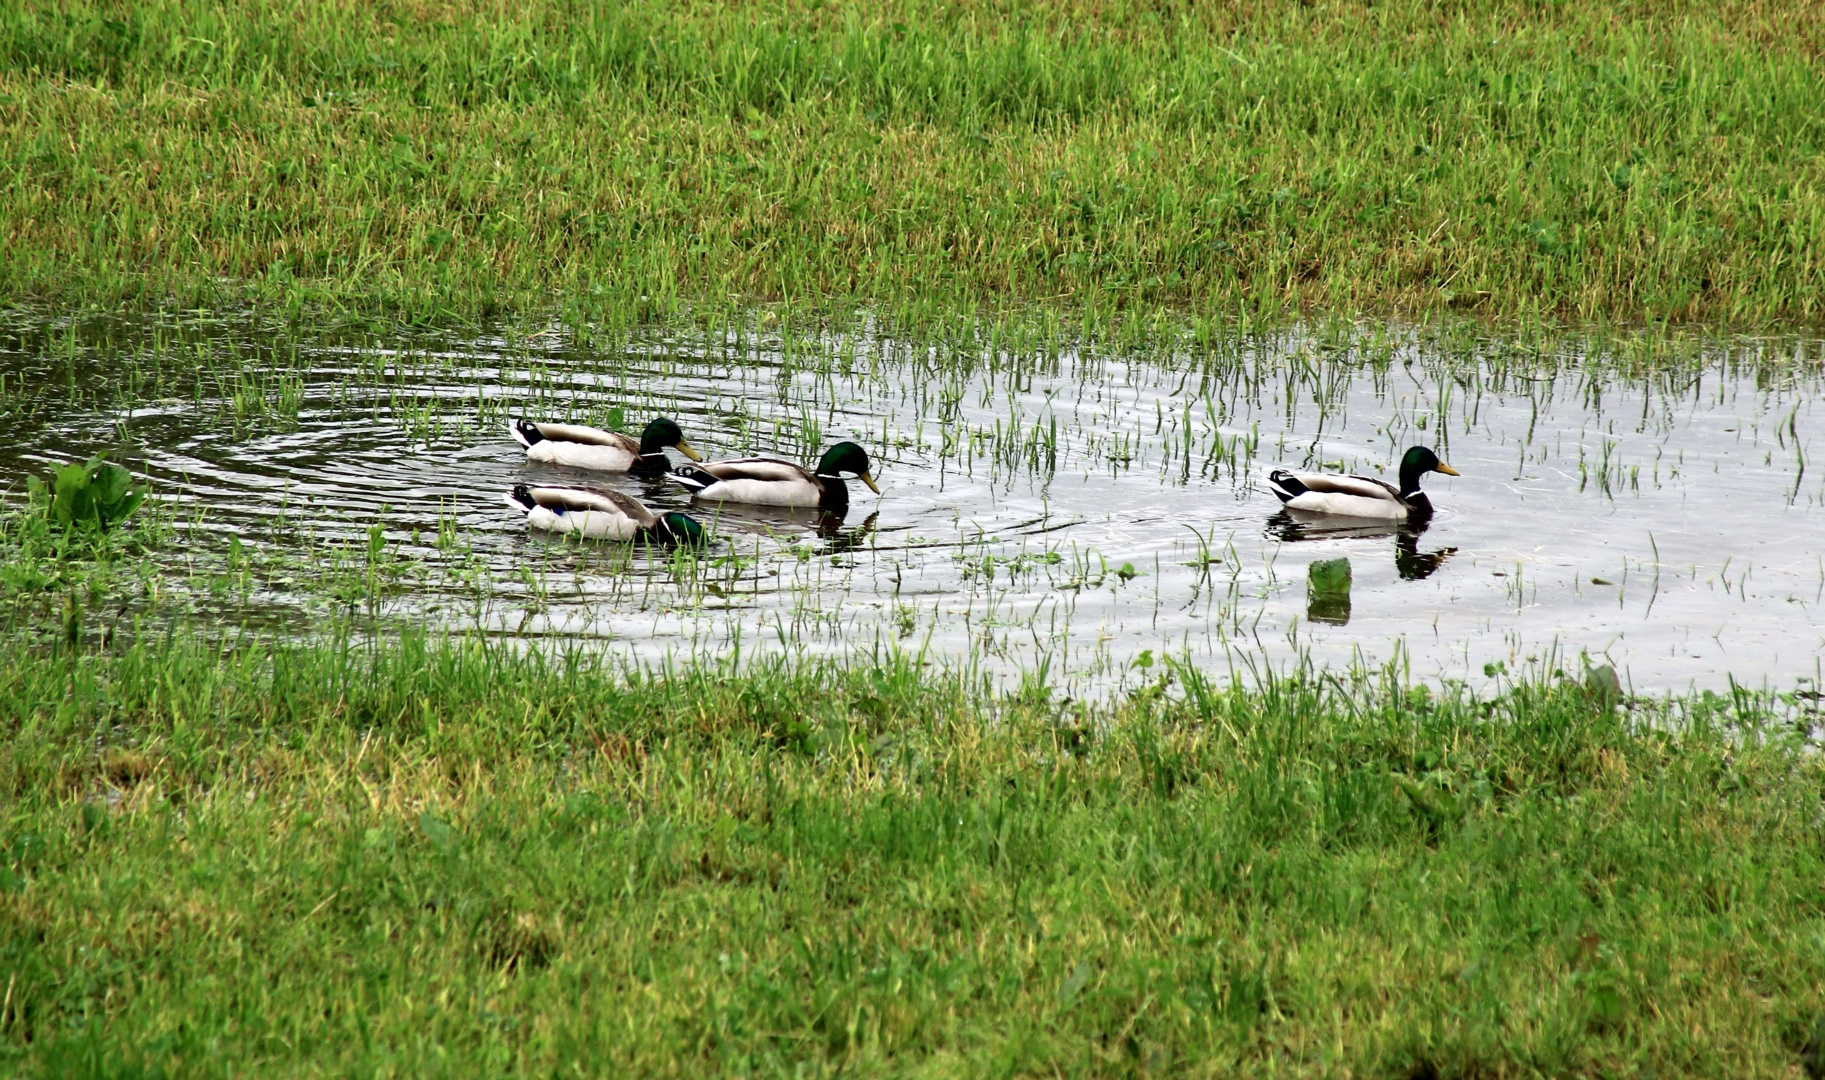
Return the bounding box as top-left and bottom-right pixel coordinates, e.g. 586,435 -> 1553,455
817,509 -> 878,550
683,499 -> 878,552
1265,509 -> 1457,581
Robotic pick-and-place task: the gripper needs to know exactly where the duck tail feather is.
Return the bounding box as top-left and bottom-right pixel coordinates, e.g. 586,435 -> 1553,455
508,419 -> 544,448
505,484 -> 538,512
667,464 -> 715,491
1265,469 -> 1306,503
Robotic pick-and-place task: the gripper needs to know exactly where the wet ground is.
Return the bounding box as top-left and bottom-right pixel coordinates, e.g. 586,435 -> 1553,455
4,313 -> 1822,696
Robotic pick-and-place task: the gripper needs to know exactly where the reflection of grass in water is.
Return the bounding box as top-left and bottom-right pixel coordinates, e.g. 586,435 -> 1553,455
6,310 -> 1818,475
4,311 -> 1823,683
3,628 -> 1824,1072
0,483 -> 504,640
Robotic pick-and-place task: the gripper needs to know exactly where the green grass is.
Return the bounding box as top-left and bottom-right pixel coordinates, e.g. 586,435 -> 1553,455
7,6 -> 1825,1071
3,626 -> 1825,1076
3,0 -> 1825,324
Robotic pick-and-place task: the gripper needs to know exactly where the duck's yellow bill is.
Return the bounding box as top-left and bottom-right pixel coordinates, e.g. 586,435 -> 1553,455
861,471 -> 881,494
675,438 -> 704,462
1435,462 -> 1460,476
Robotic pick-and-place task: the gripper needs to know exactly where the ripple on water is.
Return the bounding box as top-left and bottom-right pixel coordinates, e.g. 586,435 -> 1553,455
3,317 -> 1823,696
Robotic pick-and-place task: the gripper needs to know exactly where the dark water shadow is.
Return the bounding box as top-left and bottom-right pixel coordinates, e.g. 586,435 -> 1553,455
1392,532 -> 1457,582
1267,510 -> 1458,581
818,510 -> 879,551
682,500 -> 865,542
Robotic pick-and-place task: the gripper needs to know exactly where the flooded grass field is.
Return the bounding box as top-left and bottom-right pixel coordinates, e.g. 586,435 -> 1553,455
16,3 -> 1825,1070
10,311 -> 1825,1075
4,310 -> 1822,697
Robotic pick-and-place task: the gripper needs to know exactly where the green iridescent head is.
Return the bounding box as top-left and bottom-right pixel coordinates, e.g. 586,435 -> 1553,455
639,417 -> 701,461
1397,446 -> 1459,494
814,441 -> 880,493
657,512 -> 707,546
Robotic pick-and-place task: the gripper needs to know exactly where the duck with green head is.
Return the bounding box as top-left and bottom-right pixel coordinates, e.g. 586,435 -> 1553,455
1265,446 -> 1459,520
504,484 -> 706,544
509,416 -> 702,476
666,441 -> 880,511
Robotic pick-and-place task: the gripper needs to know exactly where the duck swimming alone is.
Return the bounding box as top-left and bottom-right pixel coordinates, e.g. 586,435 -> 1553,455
508,416 -> 702,475
666,441 -> 879,511
1265,446 -> 1459,520
504,484 -> 706,544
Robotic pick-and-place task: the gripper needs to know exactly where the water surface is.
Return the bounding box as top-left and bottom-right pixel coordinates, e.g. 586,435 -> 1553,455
4,314 -> 1821,696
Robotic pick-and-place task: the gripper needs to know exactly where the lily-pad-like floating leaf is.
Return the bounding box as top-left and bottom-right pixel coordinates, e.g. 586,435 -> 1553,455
1307,557 -> 1352,626
26,454 -> 146,532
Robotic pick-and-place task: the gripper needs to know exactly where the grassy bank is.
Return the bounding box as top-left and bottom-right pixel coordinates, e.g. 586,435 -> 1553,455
3,0 -> 1824,324
2,628 -> 1824,1076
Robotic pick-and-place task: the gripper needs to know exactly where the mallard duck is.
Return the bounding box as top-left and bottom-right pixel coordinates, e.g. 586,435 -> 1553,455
666,441 -> 879,510
504,484 -> 706,544
508,416 -> 702,475
1265,446 -> 1459,520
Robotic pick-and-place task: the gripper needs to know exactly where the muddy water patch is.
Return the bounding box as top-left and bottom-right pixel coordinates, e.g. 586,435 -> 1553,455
3,314 -> 1822,696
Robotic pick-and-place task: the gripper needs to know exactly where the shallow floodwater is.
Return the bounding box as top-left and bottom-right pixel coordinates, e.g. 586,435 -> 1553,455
4,314 -> 1823,696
